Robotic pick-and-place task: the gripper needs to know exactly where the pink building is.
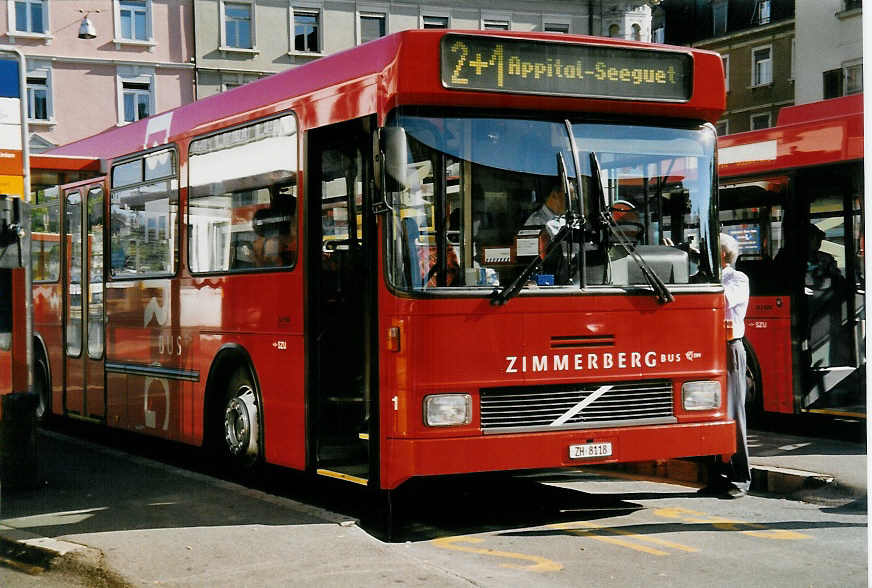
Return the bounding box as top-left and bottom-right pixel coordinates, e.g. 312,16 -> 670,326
1,0 -> 194,151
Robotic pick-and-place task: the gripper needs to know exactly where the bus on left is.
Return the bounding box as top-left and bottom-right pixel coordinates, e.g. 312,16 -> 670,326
0,48 -> 32,404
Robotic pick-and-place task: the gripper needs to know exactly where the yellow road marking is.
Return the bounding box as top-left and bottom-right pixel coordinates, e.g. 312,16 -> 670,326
551,521 -> 698,555
431,536 -> 563,572
654,507 -> 811,540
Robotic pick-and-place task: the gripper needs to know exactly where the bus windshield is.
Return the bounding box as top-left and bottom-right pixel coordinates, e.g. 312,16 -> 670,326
385,110 -> 719,293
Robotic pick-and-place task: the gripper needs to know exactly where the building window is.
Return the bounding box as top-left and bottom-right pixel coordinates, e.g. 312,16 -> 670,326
481,10 -> 511,31
123,82 -> 150,122
722,55 -> 730,92
750,113 -> 771,130
716,120 -> 729,136
423,15 -> 448,29
846,63 -> 863,94
223,1 -> 253,49
823,68 -> 843,99
713,0 -> 727,35
631,24 -> 641,41
359,13 -> 385,43
118,68 -> 154,124
221,72 -> 259,92
483,20 -> 508,30
756,0 -> 771,24
752,46 -> 772,86
608,24 -> 620,37
544,22 -> 569,33
844,0 -> 861,10
13,0 -> 46,34
26,62 -> 50,121
293,7 -> 320,53
825,63 -> 864,98
117,0 -> 150,41
651,26 -> 664,43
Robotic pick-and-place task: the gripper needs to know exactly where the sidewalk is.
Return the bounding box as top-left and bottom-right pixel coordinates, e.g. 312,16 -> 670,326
611,426 -> 867,504
0,430 -> 467,586
747,427 -> 867,503
0,426 -> 866,585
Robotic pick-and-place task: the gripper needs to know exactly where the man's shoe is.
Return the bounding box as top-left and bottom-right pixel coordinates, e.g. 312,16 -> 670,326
724,486 -> 746,499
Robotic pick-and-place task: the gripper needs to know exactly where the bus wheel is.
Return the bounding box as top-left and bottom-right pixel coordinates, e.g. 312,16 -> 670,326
743,340 -> 763,426
222,368 -> 261,471
33,356 -> 50,422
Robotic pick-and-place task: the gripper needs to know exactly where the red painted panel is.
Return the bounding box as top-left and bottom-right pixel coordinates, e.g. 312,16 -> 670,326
377,286 -> 731,487
719,94 -> 863,179
32,282 -> 63,416
744,296 -> 794,414
0,352 -> 10,396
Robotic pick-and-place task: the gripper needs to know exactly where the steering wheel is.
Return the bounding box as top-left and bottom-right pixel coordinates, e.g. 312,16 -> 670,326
609,200 -> 644,236
609,199 -> 636,211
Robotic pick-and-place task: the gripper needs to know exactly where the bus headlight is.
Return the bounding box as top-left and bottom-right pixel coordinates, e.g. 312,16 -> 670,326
682,381 -> 721,410
424,394 -> 472,426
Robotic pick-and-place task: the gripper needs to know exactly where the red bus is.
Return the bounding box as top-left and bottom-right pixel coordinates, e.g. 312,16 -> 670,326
0,49 -> 31,405
718,94 -> 865,420
0,196 -> 30,397
31,30 -> 734,490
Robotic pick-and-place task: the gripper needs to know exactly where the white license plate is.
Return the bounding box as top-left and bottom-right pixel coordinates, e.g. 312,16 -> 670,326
569,442 -> 613,459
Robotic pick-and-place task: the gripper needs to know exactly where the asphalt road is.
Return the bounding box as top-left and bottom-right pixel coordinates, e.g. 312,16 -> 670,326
0,422 -> 866,587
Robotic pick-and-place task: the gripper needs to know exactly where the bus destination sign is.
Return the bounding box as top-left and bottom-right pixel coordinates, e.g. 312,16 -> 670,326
441,34 -> 692,102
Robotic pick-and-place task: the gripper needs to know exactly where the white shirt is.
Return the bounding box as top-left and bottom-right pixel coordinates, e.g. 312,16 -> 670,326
722,264 -> 749,340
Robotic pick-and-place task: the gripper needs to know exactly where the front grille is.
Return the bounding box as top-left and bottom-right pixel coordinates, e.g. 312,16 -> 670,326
480,379 -> 675,434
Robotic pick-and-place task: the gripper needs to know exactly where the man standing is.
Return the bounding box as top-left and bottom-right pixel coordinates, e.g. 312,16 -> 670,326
708,232 -> 752,498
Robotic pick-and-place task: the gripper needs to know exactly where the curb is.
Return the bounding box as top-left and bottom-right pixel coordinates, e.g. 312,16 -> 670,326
605,458 -> 841,499
0,524 -> 132,586
750,464 -> 834,495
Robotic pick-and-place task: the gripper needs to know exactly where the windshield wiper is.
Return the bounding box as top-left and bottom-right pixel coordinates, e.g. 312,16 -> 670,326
589,152 -> 674,304
491,153 -> 575,306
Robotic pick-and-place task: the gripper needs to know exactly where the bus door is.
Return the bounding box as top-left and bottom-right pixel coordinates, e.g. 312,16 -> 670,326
307,120 -> 375,485
62,182 -> 105,420
796,164 -> 865,415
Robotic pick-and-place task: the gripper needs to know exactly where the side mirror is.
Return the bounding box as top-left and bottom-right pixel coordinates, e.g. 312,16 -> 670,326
0,195 -> 20,247
382,127 -> 408,190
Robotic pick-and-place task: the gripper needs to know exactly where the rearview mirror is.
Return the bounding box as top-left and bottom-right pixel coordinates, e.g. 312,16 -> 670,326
383,127 -> 408,190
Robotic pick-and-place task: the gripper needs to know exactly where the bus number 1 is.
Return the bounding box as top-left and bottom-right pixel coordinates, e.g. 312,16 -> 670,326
392,396 -> 399,411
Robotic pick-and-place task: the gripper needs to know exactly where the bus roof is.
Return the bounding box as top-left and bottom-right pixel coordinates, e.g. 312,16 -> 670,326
45,29 -> 725,162
718,94 -> 863,179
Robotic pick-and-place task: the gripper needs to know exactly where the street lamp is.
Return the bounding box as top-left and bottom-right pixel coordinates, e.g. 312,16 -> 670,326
78,9 -> 98,39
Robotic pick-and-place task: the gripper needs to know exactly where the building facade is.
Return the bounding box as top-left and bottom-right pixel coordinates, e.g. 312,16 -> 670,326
192,0 -> 659,99
4,0 -> 195,152
661,0 -> 796,135
793,0 -> 862,104
7,1 -> 662,151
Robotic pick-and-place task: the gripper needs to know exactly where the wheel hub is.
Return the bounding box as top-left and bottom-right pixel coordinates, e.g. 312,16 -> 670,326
224,386 -> 258,458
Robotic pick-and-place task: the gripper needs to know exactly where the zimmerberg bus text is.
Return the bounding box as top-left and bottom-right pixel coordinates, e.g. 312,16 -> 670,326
505,350 -> 703,374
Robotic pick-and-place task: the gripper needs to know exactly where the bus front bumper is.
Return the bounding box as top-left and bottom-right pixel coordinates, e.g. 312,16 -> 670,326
381,419 -> 735,490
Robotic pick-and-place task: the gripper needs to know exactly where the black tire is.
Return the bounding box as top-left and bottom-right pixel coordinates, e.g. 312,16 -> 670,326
220,367 -> 262,473
33,356 -> 50,423
743,339 -> 763,426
